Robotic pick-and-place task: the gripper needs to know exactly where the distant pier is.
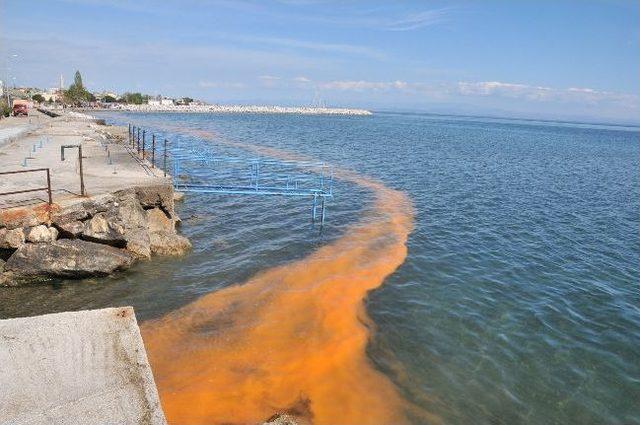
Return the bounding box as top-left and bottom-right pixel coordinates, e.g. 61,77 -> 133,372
110,103 -> 373,116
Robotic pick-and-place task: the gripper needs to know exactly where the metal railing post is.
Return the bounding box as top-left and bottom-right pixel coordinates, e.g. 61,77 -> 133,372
137,128 -> 141,153
151,134 -> 156,168
78,145 -> 86,196
0,168 -> 56,205
46,168 -> 52,204
142,130 -> 146,159
60,144 -> 86,197
163,139 -> 168,178
128,124 -> 131,144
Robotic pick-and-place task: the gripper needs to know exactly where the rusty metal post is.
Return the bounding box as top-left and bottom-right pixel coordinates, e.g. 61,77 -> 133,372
142,130 -> 146,159
137,128 -> 141,153
163,139 -> 168,178
128,123 -> 131,144
60,144 -> 86,197
78,145 -> 86,196
46,168 -> 52,204
151,134 -> 156,168
131,126 -> 135,147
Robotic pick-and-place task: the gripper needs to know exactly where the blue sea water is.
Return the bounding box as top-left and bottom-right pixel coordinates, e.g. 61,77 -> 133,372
1,111 -> 638,424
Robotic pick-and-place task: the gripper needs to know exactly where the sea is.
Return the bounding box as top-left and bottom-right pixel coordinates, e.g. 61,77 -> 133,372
1,111 -> 638,425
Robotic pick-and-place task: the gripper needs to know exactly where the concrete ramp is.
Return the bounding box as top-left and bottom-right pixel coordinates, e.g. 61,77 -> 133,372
0,307 -> 167,425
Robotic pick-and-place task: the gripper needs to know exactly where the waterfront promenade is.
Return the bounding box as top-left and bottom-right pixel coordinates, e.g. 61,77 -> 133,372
0,110 -> 190,285
0,110 -> 164,208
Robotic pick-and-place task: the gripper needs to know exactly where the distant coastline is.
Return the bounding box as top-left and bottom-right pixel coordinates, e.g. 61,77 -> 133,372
103,104 -> 373,116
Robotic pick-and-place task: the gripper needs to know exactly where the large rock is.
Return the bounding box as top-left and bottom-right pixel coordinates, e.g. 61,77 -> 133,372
116,194 -> 148,229
149,231 -> 191,256
26,225 -> 58,243
4,239 -> 135,279
51,202 -> 91,225
0,208 -> 40,230
0,228 -> 25,249
53,220 -> 84,238
146,208 -> 174,233
82,213 -> 127,247
133,184 -> 174,211
173,191 -> 185,202
82,193 -> 116,216
263,414 -> 304,425
125,229 -> 151,259
81,194 -> 148,250
113,194 -> 151,257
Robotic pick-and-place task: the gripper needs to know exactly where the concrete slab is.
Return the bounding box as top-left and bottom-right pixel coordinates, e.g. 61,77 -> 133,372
0,307 -> 167,425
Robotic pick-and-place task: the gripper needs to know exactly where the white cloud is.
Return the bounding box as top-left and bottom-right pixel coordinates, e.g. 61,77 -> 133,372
315,78 -> 639,112
320,80 -> 408,91
383,9 -> 449,31
222,34 -> 385,60
456,81 -> 638,107
293,76 -> 311,83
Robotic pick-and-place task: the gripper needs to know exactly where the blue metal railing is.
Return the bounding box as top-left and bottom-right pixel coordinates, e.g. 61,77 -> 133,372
129,123 -> 332,224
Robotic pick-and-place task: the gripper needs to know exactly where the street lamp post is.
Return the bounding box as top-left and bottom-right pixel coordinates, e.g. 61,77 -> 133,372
4,54 -> 18,107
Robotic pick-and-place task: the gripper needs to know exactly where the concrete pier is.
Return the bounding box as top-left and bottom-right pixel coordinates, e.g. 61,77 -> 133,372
0,307 -> 167,424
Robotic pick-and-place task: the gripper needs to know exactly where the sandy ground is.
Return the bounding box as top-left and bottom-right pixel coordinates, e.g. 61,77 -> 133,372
0,111 -> 169,209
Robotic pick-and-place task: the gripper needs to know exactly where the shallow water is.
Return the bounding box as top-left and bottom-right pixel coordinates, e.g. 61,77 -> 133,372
1,112 -> 638,424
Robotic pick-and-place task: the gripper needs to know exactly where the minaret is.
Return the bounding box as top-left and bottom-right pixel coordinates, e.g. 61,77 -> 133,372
60,74 -> 64,92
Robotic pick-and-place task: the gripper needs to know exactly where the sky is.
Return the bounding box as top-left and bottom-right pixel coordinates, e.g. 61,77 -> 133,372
1,0 -> 639,123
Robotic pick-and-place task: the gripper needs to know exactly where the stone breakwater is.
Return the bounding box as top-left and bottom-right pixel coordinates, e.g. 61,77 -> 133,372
0,184 -> 190,285
110,104 -> 373,116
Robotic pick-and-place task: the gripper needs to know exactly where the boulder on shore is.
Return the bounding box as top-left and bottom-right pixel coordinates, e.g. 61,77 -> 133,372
149,231 -> 192,256
4,239 -> 135,279
147,207 -> 174,233
82,213 -> 127,247
26,225 -> 58,243
53,219 -> 84,238
0,228 -> 25,249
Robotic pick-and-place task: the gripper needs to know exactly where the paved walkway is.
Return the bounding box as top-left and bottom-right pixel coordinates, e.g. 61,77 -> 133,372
0,112 -> 168,208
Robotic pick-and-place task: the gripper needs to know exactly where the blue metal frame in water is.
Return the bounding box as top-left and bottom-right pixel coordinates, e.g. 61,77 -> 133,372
128,124 -> 333,224
173,157 -> 333,224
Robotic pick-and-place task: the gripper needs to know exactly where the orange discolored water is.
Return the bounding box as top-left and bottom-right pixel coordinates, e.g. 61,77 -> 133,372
141,129 -> 435,424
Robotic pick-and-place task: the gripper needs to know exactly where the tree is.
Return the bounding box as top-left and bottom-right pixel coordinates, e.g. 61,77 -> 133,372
32,94 -> 45,103
0,99 -> 10,117
74,70 -> 83,88
121,92 -> 145,105
102,95 -> 117,103
63,70 -> 92,105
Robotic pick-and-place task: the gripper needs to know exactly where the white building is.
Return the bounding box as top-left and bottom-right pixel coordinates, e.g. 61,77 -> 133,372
148,97 -> 174,106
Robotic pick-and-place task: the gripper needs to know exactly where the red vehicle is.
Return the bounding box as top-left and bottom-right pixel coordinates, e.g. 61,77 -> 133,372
12,104 -> 28,117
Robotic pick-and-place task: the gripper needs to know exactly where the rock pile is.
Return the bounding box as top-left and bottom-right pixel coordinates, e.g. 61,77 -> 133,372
0,184 -> 190,286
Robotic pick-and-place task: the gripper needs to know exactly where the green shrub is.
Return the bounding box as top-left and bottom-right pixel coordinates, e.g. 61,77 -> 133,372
0,100 -> 10,117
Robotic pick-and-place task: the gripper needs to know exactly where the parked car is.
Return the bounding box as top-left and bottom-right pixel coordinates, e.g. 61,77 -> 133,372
12,104 -> 28,117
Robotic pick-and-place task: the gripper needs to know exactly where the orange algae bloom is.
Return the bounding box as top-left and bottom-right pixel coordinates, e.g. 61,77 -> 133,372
142,128 -> 436,425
